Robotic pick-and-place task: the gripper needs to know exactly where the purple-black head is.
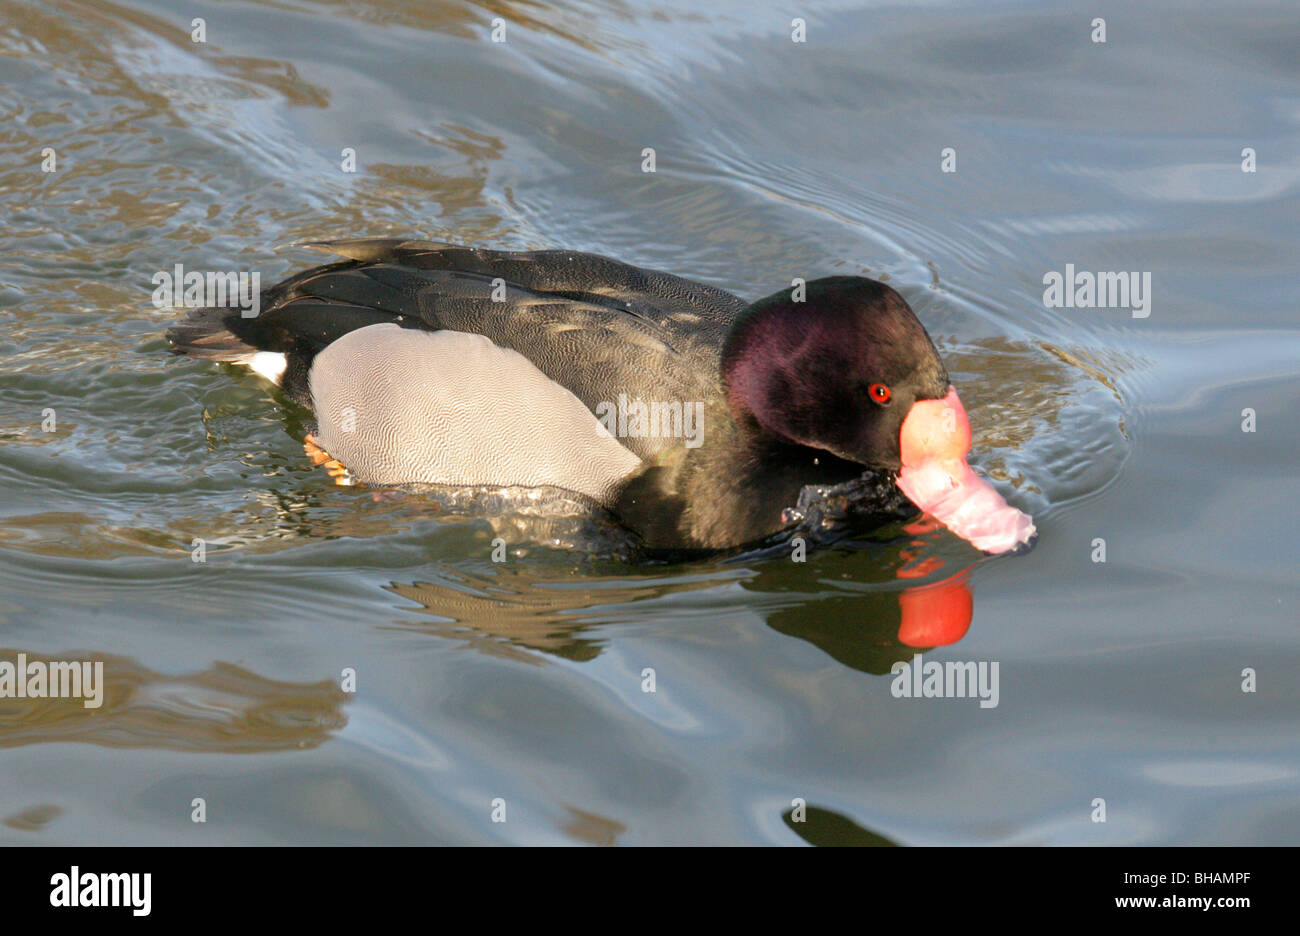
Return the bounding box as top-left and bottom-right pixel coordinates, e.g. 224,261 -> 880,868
721,276 -> 949,469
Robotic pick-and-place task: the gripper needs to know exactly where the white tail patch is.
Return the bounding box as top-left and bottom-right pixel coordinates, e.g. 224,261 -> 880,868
245,352 -> 287,384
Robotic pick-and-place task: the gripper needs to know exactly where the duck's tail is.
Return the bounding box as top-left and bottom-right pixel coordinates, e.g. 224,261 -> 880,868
165,306 -> 260,363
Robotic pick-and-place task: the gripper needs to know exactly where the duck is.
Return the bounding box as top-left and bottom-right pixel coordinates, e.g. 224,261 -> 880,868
166,239 -> 1035,553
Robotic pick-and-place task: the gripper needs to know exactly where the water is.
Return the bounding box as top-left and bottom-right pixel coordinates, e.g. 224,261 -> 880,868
0,0 -> 1296,844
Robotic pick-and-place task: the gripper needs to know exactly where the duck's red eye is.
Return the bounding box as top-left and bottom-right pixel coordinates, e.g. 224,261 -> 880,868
869,382 -> 892,404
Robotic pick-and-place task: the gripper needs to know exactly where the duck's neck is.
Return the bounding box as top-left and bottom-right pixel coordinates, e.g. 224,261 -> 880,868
614,406 -> 867,551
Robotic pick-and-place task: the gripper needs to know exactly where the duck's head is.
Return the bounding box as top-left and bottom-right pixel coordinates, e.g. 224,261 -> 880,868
722,276 -> 1035,554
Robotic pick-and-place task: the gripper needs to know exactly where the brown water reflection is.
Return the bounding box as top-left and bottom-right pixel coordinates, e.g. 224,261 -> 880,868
385,567 -> 724,662
0,650 -> 348,752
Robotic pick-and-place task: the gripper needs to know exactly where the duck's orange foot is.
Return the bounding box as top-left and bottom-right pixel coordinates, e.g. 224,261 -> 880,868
304,433 -> 356,486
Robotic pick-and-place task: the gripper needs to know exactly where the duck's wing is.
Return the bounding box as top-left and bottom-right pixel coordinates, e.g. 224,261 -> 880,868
298,238 -> 747,332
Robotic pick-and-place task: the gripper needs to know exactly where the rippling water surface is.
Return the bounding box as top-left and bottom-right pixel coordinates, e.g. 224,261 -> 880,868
0,0 -> 1296,844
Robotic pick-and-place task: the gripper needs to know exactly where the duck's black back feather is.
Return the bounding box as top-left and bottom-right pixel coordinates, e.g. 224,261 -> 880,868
169,240 -> 748,462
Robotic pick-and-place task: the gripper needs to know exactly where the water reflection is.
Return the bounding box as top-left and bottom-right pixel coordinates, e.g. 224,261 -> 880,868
560,804 -> 627,846
2,803 -> 63,832
383,528 -> 977,672
744,539 -> 977,674
385,566 -> 730,662
0,650 -> 349,752
782,804 -> 897,847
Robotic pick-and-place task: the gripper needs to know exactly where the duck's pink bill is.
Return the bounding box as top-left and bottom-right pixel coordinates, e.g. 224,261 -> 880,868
896,387 -> 1036,555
